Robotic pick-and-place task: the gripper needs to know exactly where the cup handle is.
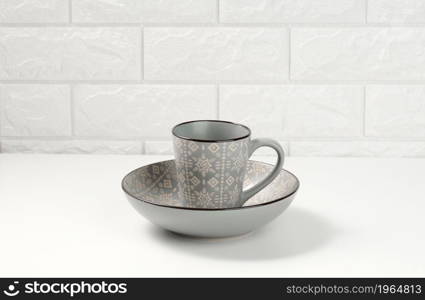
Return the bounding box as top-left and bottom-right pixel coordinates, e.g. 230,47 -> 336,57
237,138 -> 285,207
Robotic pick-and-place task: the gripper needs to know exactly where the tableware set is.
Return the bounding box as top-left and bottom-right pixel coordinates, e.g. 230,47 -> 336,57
122,120 -> 300,238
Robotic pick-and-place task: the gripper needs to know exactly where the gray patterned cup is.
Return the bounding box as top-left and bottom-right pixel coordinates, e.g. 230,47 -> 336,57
172,120 -> 284,209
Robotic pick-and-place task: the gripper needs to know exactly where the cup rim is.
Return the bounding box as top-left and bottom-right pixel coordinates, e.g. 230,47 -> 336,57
172,120 -> 251,142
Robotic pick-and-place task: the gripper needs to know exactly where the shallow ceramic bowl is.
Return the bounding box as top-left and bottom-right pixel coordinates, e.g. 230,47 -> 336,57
122,160 -> 299,238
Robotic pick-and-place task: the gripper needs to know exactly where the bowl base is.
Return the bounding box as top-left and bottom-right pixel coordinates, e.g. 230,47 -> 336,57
167,229 -> 254,240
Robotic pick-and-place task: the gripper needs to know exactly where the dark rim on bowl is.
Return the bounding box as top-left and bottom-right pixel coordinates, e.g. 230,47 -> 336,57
121,160 -> 300,211
172,120 -> 251,143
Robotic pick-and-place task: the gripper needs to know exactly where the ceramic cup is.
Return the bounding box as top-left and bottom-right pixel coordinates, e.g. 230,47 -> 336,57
172,120 -> 284,209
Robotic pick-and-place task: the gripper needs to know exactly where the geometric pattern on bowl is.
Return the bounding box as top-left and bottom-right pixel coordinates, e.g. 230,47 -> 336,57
122,160 -> 299,209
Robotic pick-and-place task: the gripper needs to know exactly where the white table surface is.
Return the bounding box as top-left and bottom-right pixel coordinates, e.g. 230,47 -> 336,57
0,154 -> 424,277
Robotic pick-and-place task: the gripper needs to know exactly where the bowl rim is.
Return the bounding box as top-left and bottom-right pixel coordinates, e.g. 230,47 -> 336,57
121,159 -> 300,211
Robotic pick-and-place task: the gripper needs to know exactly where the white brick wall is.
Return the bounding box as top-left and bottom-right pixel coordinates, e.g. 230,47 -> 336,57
292,28 -> 425,80
220,0 -> 365,23
144,28 -> 288,81
73,85 -> 216,137
0,28 -> 140,80
0,0 -> 424,157
368,0 -> 425,23
72,0 -> 217,23
0,85 -> 71,136
220,85 -> 363,137
0,0 -> 69,23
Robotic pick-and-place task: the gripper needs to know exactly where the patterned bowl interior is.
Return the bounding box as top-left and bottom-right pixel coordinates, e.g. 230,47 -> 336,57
122,160 -> 299,208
